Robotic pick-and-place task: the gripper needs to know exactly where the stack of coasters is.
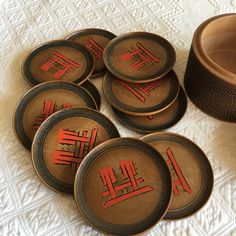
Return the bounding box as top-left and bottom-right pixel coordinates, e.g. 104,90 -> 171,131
12,27 -> 214,235
103,32 -> 187,133
14,28 -> 118,193
16,28 -> 114,150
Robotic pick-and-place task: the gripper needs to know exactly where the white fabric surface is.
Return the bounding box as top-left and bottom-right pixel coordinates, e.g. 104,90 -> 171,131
0,0 -> 236,235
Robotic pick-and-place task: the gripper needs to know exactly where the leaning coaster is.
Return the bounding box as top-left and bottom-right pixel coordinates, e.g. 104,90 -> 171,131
14,81 -> 97,150
141,132 -> 214,219
103,70 -> 179,116
32,108 -> 120,194
80,80 -> 101,110
66,28 -> 116,78
22,40 -> 94,86
113,87 -> 187,133
74,137 -> 172,235
103,32 -> 176,83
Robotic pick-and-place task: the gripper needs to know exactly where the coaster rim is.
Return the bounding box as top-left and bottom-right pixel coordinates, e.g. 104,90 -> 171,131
80,80 -> 101,110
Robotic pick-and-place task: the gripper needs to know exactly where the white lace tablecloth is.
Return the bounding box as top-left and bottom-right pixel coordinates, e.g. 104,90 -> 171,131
0,0 -> 236,235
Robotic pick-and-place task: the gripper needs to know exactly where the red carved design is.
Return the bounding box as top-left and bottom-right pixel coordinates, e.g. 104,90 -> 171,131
51,128 -> 98,169
84,37 -> 103,60
121,42 -> 160,70
120,80 -> 159,103
166,147 -> 192,195
147,115 -> 154,120
40,51 -> 80,80
32,100 -> 72,130
100,160 -> 154,208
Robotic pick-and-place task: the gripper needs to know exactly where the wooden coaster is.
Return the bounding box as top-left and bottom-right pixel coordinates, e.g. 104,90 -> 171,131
141,132 -> 214,219
103,70 -> 179,116
80,80 -> 101,110
113,87 -> 187,133
14,81 -> 97,150
104,32 -> 176,83
74,138 -> 172,235
32,108 -> 120,194
66,28 -> 116,78
22,40 -> 94,86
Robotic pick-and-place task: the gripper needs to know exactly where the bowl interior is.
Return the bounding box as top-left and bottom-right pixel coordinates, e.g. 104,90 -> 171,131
201,15 -> 236,75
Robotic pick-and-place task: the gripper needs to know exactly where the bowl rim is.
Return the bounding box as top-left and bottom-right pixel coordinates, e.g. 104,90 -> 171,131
192,13 -> 236,85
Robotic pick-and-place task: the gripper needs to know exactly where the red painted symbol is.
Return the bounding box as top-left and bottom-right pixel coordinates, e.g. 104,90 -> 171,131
121,42 -> 160,70
84,37 -> 104,60
32,100 -> 72,130
51,128 -> 98,169
40,51 -> 80,80
120,80 -> 159,103
166,147 -> 192,195
147,115 -> 154,120
100,160 -> 154,208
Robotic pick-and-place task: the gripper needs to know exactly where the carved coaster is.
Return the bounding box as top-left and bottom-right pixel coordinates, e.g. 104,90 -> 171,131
22,40 -> 94,86
74,137 -> 172,235
66,28 -> 116,78
14,81 -> 97,150
113,87 -> 187,133
103,70 -> 179,116
103,32 -> 176,83
80,80 -> 101,110
31,108 -> 120,194
141,132 -> 214,219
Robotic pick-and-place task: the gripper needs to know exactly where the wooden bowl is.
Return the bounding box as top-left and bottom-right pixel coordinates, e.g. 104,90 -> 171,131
184,13 -> 236,122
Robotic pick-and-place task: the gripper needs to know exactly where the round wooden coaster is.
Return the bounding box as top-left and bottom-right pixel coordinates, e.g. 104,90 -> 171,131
113,87 -> 187,133
74,137 -> 172,235
80,80 -> 101,110
14,81 -> 97,150
103,70 -> 179,116
141,132 -> 214,219
103,32 -> 176,83
32,108 -> 120,194
66,28 -> 116,78
22,40 -> 94,86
